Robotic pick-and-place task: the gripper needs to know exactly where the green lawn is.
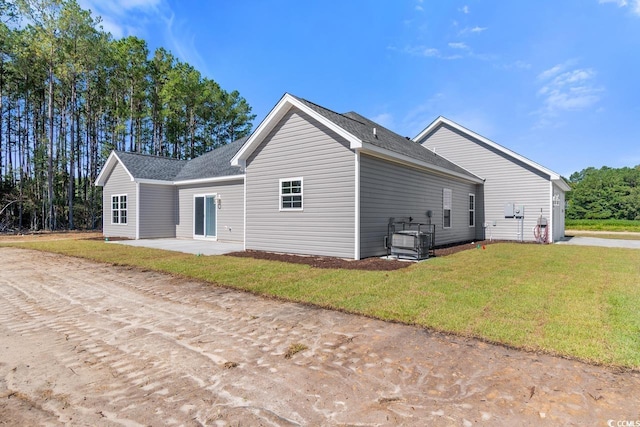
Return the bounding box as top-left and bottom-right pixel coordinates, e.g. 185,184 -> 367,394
3,239 -> 640,369
566,218 -> 640,232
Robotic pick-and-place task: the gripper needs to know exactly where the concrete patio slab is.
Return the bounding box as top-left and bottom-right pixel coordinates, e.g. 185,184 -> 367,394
557,236 -> 640,249
110,238 -> 244,256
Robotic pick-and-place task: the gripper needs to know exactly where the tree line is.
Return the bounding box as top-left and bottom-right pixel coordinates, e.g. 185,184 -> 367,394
566,166 -> 640,220
0,0 -> 255,232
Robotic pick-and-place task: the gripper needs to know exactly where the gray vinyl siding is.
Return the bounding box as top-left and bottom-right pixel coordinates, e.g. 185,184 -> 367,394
102,162 -> 137,239
360,154 -> 478,258
138,184 -> 176,238
175,179 -> 244,242
245,108 -> 355,258
418,124 -> 552,242
552,183 -> 566,242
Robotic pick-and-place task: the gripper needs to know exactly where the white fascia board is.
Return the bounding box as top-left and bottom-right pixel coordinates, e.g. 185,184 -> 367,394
95,151 -> 135,186
132,175 -> 245,187
231,93 -> 362,166
414,116 -> 566,186
553,178 -> 571,192
136,178 -> 174,185
413,115 -> 447,143
173,174 -> 245,186
359,143 -> 485,184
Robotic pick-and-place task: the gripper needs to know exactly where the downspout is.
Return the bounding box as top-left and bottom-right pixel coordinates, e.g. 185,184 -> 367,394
548,181 -> 553,243
136,182 -> 140,240
241,160 -> 247,251
354,150 -> 361,260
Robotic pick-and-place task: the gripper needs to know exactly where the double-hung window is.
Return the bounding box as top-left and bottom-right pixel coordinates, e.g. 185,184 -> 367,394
280,178 -> 303,210
469,193 -> 476,227
111,194 -> 127,224
443,188 -> 452,228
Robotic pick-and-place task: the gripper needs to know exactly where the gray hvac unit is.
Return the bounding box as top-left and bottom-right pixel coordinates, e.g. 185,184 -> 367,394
387,218 -> 435,260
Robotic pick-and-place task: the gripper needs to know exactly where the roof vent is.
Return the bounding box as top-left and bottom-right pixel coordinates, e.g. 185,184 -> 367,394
373,127 -> 377,138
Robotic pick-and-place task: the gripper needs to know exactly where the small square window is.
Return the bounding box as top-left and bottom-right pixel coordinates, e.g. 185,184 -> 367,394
280,178 -> 303,210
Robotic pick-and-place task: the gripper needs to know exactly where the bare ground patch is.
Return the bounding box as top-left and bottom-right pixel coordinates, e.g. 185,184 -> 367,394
1,247 -> 639,425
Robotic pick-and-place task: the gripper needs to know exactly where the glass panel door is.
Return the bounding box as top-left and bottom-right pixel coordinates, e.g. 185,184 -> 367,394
194,196 -> 205,236
205,196 -> 216,237
194,195 -> 216,238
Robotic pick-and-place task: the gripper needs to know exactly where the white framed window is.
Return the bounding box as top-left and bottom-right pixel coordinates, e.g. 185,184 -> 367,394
469,193 -> 476,227
279,178 -> 303,210
443,188 -> 452,229
111,194 -> 127,224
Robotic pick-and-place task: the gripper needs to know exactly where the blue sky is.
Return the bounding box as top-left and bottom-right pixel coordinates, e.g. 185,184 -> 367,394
78,0 -> 640,177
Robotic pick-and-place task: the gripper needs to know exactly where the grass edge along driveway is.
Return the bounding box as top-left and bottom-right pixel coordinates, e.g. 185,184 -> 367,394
3,240 -> 639,370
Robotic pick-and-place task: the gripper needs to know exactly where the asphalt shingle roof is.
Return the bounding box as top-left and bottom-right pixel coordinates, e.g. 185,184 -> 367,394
114,151 -> 187,181
115,137 -> 246,182
114,95 -> 480,184
174,137 -> 247,181
291,95 -> 481,181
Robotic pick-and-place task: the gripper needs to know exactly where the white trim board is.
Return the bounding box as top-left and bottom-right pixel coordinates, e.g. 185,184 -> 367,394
231,93 -> 362,167
414,116 -> 570,191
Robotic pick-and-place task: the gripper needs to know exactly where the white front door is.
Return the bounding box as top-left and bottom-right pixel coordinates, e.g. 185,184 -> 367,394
194,195 -> 216,239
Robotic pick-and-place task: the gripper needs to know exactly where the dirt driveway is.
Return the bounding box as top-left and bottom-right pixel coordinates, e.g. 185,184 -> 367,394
1,248 -> 639,426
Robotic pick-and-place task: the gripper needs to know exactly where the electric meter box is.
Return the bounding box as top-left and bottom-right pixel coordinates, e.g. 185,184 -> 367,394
514,205 -> 524,218
504,203 -> 514,218
504,203 -> 525,218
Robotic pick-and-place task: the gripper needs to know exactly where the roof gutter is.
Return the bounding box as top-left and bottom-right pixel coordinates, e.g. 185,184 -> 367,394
173,174 -> 245,186
359,143 -> 485,184
132,174 -> 246,186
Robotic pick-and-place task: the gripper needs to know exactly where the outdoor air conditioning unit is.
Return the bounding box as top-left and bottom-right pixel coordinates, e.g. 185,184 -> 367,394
391,230 -> 432,260
386,218 -> 435,260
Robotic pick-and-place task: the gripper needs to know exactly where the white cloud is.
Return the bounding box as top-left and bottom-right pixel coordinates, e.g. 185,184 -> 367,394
95,16 -> 124,39
537,63 -> 568,81
398,93 -> 496,141
458,26 -> 488,36
423,47 -> 440,57
501,60 -> 531,70
399,93 -> 446,137
448,42 -> 469,49
78,0 -> 209,75
389,45 -> 441,58
78,0 -> 164,38
534,62 -> 604,126
598,0 -> 640,15
371,113 -> 395,129
598,0 -> 628,6
390,42 -> 488,61
459,5 -> 470,14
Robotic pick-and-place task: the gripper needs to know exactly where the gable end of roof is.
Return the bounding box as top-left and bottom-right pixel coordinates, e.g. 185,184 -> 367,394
231,93 -> 363,166
414,116 -> 570,191
95,151 -> 135,186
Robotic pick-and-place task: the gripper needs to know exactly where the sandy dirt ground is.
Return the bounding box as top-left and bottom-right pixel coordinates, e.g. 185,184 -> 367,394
1,247 -> 639,426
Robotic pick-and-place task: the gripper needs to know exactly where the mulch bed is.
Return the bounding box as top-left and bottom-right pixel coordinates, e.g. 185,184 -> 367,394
227,240 -> 505,271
